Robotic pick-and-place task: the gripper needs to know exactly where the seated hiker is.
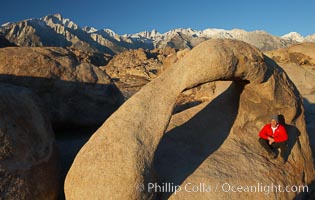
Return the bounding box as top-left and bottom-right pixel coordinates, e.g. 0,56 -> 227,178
258,115 -> 288,163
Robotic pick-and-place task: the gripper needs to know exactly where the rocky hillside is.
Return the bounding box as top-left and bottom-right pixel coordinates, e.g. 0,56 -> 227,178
1,14 -> 314,54
100,47 -> 178,98
267,42 -> 315,66
0,46 -> 123,128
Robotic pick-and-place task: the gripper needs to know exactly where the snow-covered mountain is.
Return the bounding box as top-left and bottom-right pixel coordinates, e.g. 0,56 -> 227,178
1,14 -> 314,54
281,32 -> 305,42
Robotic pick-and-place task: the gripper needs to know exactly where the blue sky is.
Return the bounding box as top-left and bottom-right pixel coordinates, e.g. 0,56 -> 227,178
1,0 -> 314,36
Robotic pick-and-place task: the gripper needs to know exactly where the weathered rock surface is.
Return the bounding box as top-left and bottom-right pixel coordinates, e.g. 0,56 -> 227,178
0,47 -> 123,128
65,39 -> 314,199
0,84 -> 59,200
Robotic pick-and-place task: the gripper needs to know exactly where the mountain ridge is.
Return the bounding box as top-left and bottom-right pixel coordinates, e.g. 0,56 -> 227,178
1,13 -> 314,54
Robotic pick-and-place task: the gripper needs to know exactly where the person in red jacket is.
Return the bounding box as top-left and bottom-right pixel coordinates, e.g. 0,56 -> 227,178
258,115 -> 288,163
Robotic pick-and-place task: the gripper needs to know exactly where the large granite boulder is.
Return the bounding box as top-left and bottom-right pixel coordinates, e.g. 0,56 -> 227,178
65,39 -> 314,199
266,42 -> 315,170
0,47 -> 123,128
0,84 -> 59,200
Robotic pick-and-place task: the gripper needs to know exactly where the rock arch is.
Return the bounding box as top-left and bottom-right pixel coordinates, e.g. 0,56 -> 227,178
65,39 -> 314,199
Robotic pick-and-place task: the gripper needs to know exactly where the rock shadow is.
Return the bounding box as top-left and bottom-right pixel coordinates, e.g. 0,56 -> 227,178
55,126 -> 98,200
0,74 -> 124,199
172,100 -> 203,114
294,179 -> 315,200
278,114 -> 301,162
0,74 -> 123,130
153,81 -> 246,199
303,98 -> 315,162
